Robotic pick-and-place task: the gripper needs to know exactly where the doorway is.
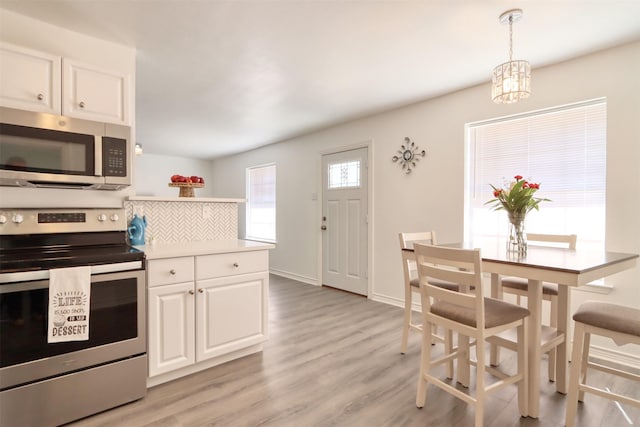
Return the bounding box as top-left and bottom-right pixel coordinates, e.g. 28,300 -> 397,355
321,147 -> 369,295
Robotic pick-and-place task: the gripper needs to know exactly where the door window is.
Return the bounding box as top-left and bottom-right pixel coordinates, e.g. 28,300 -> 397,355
328,160 -> 360,189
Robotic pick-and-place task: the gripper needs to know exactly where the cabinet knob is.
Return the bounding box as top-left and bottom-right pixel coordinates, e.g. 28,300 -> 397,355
37,93 -> 44,101
188,290 -> 194,295
233,262 -> 239,268
198,288 -> 204,293
169,269 -> 176,275
79,101 -> 85,108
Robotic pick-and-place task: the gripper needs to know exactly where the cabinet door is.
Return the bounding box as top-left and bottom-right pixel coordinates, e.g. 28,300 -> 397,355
195,272 -> 268,362
148,282 -> 195,377
0,43 -> 61,114
63,58 -> 130,125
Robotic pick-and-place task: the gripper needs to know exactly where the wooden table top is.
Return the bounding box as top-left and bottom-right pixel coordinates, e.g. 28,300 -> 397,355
403,239 -> 639,275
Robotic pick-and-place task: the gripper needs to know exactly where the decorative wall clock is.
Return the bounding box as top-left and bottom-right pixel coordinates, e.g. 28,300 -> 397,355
392,137 -> 426,174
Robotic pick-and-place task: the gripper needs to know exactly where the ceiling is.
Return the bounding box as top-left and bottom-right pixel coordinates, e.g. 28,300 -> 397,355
2,1 -> 640,160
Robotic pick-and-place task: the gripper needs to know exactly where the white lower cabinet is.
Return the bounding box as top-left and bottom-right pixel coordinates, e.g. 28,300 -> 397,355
196,272 -> 268,361
148,281 -> 195,377
147,250 -> 269,386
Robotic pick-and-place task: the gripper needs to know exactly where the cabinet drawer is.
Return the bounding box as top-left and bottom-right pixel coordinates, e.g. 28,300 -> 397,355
148,257 -> 194,287
196,251 -> 268,280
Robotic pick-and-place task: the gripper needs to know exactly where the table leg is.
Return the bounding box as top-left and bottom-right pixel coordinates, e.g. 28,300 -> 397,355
556,285 -> 570,394
527,279 -> 543,418
490,273 -> 502,366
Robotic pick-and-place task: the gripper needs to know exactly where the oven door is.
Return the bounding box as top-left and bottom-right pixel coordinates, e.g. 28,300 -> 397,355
0,268 -> 145,391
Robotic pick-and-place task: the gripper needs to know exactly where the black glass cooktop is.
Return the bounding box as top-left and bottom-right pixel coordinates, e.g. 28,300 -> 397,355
0,231 -> 144,273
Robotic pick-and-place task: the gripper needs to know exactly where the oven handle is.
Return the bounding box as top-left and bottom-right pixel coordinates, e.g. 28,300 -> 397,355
0,260 -> 143,284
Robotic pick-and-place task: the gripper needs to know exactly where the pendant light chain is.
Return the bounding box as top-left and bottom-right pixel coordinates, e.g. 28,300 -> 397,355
509,15 -> 513,62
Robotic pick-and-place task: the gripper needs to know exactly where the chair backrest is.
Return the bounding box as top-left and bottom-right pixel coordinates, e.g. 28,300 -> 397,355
414,243 -> 485,328
399,232 -> 437,283
398,231 -> 437,250
527,233 -> 577,250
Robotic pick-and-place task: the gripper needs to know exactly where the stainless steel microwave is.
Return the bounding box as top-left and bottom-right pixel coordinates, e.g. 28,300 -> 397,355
0,107 -> 131,190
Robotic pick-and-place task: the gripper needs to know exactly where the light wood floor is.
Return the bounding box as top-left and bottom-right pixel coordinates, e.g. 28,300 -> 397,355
69,274 -> 639,427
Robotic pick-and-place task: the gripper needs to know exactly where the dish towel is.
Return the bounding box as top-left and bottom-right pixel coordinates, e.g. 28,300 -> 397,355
48,266 -> 91,343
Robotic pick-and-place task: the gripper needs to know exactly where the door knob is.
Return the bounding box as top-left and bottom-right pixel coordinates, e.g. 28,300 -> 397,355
321,225 -> 327,230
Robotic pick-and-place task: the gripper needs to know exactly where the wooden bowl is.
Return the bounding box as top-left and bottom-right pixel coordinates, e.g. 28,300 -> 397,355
168,182 -> 204,197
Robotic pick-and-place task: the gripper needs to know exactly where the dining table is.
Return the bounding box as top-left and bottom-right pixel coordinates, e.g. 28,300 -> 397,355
402,238 -> 639,418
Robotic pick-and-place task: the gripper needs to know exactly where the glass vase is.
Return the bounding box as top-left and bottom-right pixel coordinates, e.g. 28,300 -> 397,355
507,212 -> 527,255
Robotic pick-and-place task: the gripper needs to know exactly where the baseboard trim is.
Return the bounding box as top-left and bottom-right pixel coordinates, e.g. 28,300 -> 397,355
370,292 -> 423,312
269,269 -> 319,286
588,345 -> 640,374
370,292 -> 404,309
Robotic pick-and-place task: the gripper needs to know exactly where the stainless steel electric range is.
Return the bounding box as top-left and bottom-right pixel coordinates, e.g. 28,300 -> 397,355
0,208 -> 146,427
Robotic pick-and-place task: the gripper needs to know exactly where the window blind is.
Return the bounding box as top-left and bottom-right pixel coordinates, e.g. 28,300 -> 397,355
246,164 -> 276,242
468,100 -> 606,247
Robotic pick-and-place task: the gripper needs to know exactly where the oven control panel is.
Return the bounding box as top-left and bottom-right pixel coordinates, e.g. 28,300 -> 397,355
0,208 -> 126,234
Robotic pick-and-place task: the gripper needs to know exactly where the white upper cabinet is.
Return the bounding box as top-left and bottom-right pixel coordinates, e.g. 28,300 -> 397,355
0,43 -> 61,114
0,43 -> 130,125
63,58 -> 130,125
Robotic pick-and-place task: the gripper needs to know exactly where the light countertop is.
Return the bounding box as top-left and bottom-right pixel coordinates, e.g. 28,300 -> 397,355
127,196 -> 246,203
135,239 -> 274,259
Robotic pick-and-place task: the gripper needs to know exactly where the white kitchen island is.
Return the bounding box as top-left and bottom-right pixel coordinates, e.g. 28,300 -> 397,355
138,239 -> 274,387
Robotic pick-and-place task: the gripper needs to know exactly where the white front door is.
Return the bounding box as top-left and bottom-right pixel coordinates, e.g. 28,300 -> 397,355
321,147 -> 368,295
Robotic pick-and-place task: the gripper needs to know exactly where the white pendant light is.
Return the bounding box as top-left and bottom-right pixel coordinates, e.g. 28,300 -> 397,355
492,9 -> 531,104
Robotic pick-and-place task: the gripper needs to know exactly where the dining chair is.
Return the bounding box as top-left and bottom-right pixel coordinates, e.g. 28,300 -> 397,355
414,243 -> 529,427
565,301 -> 640,427
399,232 -> 457,378
495,233 -> 577,381
399,231 -> 435,354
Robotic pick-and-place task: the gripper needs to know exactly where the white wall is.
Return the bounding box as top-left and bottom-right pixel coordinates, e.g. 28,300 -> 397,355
0,9 -> 136,208
210,41 -> 640,360
134,153 -> 215,198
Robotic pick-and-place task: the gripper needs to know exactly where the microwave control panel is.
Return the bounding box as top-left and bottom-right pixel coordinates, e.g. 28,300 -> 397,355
102,137 -> 127,177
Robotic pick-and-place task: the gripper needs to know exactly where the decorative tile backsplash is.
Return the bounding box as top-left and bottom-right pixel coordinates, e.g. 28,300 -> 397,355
124,200 -> 238,244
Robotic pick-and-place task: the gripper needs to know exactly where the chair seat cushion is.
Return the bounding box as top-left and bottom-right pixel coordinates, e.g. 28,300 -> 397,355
410,278 -> 465,292
573,301 -> 640,338
431,297 -> 530,329
501,276 -> 558,296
